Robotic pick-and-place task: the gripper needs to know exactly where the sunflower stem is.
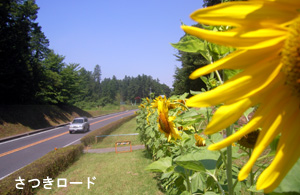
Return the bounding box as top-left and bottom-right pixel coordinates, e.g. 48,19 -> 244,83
179,145 -> 192,194
226,126 -> 233,195
215,70 -> 224,84
249,148 -> 254,195
206,171 -> 225,195
206,108 -> 211,139
185,169 -> 192,194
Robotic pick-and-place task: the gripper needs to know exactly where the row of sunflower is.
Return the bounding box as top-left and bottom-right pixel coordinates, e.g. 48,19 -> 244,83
136,94 -> 254,194
136,1 -> 300,194
137,94 -> 299,195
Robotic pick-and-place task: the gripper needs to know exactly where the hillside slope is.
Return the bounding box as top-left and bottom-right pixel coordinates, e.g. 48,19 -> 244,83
0,105 -> 92,139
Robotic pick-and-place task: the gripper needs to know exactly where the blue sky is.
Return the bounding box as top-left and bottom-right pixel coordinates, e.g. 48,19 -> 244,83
35,0 -> 204,87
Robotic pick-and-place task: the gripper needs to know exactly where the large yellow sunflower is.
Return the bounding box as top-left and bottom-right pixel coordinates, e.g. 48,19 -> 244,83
157,97 -> 181,141
182,0 -> 300,193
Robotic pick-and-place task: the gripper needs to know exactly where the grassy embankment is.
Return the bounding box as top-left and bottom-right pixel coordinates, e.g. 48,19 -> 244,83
0,104 -> 137,139
91,118 -> 142,148
36,118 -> 163,195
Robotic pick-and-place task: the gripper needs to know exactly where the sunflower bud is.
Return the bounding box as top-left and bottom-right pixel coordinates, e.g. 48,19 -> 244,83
195,134 -> 206,147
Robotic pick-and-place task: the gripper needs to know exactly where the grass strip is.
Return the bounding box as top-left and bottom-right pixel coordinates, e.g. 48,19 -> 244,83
36,150 -> 163,195
91,117 -> 142,149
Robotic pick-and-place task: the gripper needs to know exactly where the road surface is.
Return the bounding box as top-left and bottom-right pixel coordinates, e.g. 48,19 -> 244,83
0,110 -> 136,180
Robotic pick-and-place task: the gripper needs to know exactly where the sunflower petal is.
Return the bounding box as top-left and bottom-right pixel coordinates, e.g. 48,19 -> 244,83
238,112 -> 283,180
205,98 -> 254,134
190,1 -> 297,27
208,115 -> 262,150
187,59 -> 282,107
238,94 -> 294,181
256,110 -> 300,193
181,26 -> 286,49
208,86 -> 286,150
167,134 -> 172,142
190,46 -> 281,79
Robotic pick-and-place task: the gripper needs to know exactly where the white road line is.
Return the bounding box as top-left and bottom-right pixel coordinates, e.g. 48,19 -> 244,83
0,127 -> 64,145
0,163 -> 29,180
63,138 -> 82,147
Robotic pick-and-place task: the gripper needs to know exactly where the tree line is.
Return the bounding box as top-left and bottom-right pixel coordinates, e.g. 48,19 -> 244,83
39,51 -> 171,107
0,0 -> 171,106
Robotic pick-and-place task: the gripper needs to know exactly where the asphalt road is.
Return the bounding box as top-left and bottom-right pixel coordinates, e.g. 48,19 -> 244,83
0,110 -> 136,180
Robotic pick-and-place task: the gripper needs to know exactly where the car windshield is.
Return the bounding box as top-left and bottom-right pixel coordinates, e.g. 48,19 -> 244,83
72,119 -> 84,124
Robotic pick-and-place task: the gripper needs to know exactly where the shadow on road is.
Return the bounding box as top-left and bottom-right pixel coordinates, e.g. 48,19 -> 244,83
0,105 -> 92,130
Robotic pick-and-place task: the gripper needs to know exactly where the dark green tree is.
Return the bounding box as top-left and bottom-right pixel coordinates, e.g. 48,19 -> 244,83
60,63 -> 81,104
172,42 -> 208,95
203,0 -> 246,8
91,64 -> 101,101
0,0 -> 49,104
36,50 -> 65,104
203,0 -> 221,7
93,64 -> 101,83
77,67 -> 93,101
99,74 -> 171,105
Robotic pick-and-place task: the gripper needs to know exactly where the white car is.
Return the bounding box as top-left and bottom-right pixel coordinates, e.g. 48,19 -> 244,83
69,117 -> 90,134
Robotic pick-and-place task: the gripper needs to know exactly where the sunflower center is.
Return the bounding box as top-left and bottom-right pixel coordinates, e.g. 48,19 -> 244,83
281,16 -> 300,97
159,113 -> 171,134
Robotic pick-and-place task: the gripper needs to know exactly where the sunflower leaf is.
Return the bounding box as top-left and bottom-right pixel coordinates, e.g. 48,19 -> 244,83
171,35 -> 206,53
145,157 -> 173,173
174,150 -> 219,173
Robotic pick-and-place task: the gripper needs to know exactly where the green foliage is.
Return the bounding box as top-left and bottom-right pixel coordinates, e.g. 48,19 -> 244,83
146,157 -> 173,172
172,26 -> 234,64
119,74 -> 171,103
171,35 -> 208,54
36,51 -> 65,104
0,144 -> 84,195
0,0 -> 50,104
